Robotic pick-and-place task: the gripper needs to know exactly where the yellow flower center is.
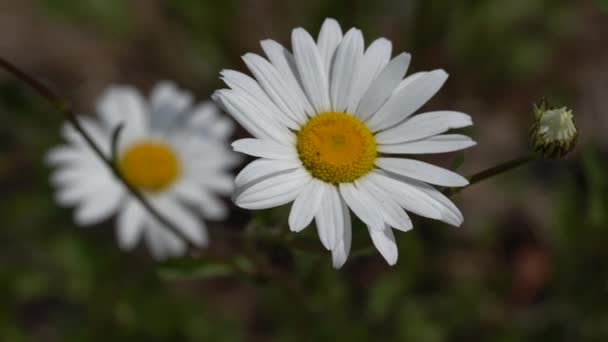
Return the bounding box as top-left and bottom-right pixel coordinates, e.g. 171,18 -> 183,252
118,141 -> 180,192
296,112 -> 377,184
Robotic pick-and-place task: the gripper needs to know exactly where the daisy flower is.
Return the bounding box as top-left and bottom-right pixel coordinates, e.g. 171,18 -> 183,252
47,81 -> 240,259
214,18 -> 476,268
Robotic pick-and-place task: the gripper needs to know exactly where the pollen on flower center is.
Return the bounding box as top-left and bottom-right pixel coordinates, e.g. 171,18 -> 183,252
119,141 -> 180,192
296,112 -> 377,184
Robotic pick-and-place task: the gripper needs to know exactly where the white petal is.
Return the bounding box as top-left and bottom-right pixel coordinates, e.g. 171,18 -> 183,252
174,179 -> 229,220
153,197 -> 208,247
45,146 -> 81,166
55,172 -> 117,206
260,39 -> 315,117
189,102 -> 236,140
207,117 -> 235,141
317,18 -> 343,74
196,173 -> 235,196
235,169 -> 311,209
74,185 -> 123,225
375,157 -> 469,187
116,199 -> 146,250
235,158 -> 302,188
149,81 -> 193,130
199,191 -> 229,220
220,70 -> 296,129
62,118 -> 112,156
96,86 -> 147,142
232,138 -> 298,160
293,27 -> 331,113
355,53 -> 411,121
356,177 -> 413,232
389,175 -> 464,227
50,163 -> 106,188
375,111 -> 473,144
377,134 -> 477,154
369,224 -> 398,265
188,101 -> 218,125
288,179 -> 326,232
331,197 -> 352,269
173,181 -> 206,204
212,90 -> 295,143
367,171 -> 443,220
338,182 -> 385,229
366,70 -> 449,132
315,184 -> 343,250
242,53 -> 308,126
346,38 -> 392,114
145,222 -> 186,259
330,28 -> 364,112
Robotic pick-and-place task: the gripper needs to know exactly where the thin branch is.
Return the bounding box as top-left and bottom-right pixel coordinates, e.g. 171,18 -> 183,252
0,56 -> 198,249
446,154 -> 535,196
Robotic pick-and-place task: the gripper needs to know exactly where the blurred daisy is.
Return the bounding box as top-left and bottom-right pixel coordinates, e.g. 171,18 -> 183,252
47,81 -> 240,259
214,18 -> 475,268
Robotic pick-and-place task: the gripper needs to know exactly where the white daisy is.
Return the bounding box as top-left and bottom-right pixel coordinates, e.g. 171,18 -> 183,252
47,81 -> 240,259
214,18 -> 476,268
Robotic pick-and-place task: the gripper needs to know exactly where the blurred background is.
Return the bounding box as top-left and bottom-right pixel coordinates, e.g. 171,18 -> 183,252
1,0 -> 608,340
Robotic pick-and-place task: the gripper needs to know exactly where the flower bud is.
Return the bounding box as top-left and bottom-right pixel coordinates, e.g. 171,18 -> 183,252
530,99 -> 577,159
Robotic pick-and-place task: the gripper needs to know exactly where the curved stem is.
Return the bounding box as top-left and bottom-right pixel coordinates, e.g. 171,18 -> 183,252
0,57 -> 198,249
447,154 -> 535,196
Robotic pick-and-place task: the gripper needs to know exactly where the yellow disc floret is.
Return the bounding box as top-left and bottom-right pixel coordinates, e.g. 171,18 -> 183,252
119,141 -> 180,192
296,112 -> 377,184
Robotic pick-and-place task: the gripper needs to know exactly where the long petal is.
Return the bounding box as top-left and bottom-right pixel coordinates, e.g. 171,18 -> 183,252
235,169 -> 311,209
213,90 -> 295,144
152,196 -> 208,247
355,53 -> 411,121
317,18 -> 343,74
315,184 -> 343,250
288,179 -> 326,232
242,53 -> 308,126
330,28 -> 364,112
375,111 -> 473,144
387,174 -> 464,227
331,197 -> 352,269
231,138 -> 297,160
95,86 -> 147,146
356,177 -> 413,232
366,69 -> 448,132
148,81 -> 193,130
375,157 -> 469,187
293,27 -> 331,113
377,134 -> 477,154
74,184 -> 123,225
235,158 -> 302,188
339,182 -> 385,230
260,39 -> 315,117
116,199 -> 146,250
346,38 -> 392,114
220,70 -> 300,130
367,171 -> 443,220
369,224 -> 398,265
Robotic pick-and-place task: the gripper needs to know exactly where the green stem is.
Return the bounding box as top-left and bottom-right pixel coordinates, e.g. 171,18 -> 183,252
448,154 -> 535,196
0,57 -> 197,249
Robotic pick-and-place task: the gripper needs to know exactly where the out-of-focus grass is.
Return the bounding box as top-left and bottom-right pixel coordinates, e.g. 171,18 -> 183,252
1,0 -> 607,340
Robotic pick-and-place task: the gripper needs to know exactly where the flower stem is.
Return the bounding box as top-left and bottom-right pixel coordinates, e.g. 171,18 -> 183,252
447,154 -> 535,196
0,57 -> 198,250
